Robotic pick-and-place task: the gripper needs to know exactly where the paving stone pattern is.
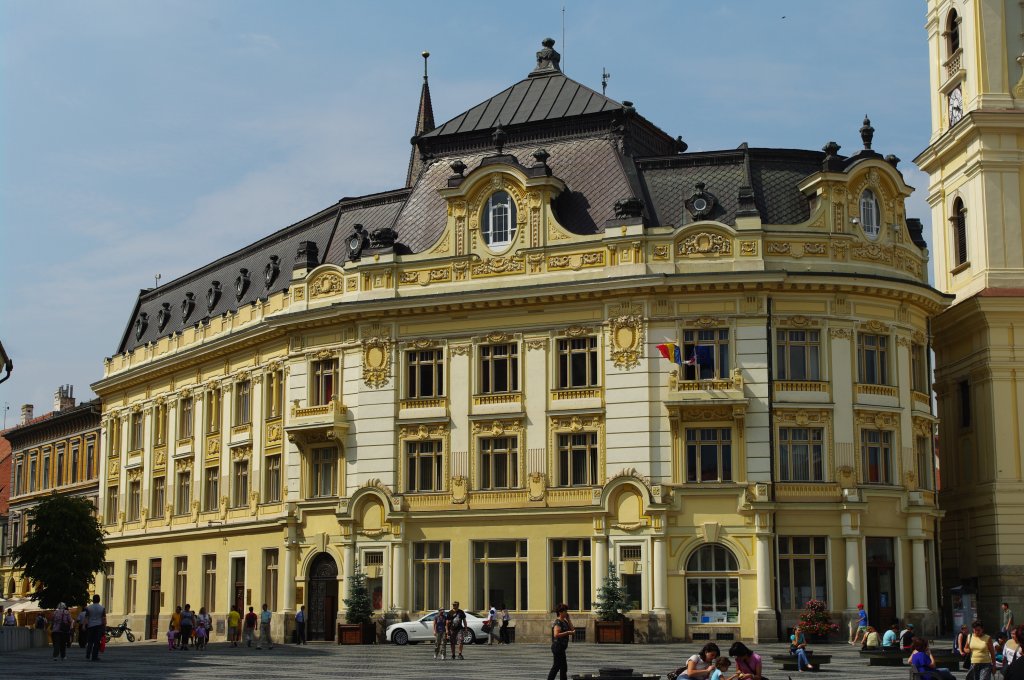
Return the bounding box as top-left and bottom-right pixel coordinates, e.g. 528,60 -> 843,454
6,638 -> 965,679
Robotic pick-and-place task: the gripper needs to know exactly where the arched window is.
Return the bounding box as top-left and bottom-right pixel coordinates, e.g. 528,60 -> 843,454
483,191 -> 517,249
946,10 -> 960,56
952,198 -> 968,266
859,189 -> 881,240
685,544 -> 739,624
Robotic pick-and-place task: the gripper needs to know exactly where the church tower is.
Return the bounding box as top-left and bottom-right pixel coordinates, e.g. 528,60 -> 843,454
915,0 -> 1024,626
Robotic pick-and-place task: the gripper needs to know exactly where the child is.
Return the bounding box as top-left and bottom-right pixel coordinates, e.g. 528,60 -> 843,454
195,621 -> 207,650
167,620 -> 177,651
709,657 -> 735,680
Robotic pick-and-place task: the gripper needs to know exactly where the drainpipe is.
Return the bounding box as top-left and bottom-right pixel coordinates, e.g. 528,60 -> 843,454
766,296 -> 782,641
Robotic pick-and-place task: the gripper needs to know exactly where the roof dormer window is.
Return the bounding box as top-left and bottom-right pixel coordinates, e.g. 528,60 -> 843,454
859,189 -> 881,240
483,191 -> 516,251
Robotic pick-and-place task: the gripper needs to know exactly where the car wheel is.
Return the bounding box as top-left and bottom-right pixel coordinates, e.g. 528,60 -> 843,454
463,629 -> 476,645
393,629 -> 409,646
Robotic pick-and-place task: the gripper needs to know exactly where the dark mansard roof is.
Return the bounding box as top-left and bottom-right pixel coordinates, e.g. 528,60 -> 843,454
113,41 -> 923,356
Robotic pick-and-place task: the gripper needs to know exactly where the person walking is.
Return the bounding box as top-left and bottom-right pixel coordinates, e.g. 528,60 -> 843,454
257,603 -> 273,649
50,602 -> 71,661
546,603 -> 575,680
228,606 -> 241,647
84,594 -> 106,662
3,608 -> 15,626
447,601 -> 466,660
851,603 -> 869,645
432,606 -> 447,659
170,605 -> 182,648
1004,604 -> 1017,638
179,604 -> 195,650
76,605 -> 87,647
484,604 -> 499,645
196,606 -> 211,649
961,619 -> 997,680
499,603 -> 510,645
243,606 -> 258,647
295,605 -> 306,645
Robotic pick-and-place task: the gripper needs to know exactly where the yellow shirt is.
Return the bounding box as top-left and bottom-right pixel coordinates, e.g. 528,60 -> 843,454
968,633 -> 993,664
866,631 -> 880,647
170,612 -> 181,632
228,610 -> 241,629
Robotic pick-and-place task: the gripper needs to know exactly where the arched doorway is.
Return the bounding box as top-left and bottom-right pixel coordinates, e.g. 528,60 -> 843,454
307,553 -> 339,641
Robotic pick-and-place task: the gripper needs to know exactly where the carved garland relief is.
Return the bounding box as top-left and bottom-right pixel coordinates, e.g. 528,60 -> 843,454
677,231 -> 732,256
307,271 -> 344,299
362,336 -> 391,388
608,312 -> 644,370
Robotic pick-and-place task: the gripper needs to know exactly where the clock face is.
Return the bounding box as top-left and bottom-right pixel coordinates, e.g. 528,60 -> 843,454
948,87 -> 964,126
348,235 -> 362,252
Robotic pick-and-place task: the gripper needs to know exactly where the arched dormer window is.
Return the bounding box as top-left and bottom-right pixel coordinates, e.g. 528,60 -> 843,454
685,544 -> 739,624
946,10 -> 960,56
483,190 -> 517,250
952,197 -> 968,266
859,189 -> 881,240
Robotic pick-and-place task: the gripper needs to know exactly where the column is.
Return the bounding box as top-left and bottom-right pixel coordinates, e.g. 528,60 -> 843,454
911,539 -> 928,611
652,537 -> 667,612
392,541 -> 406,610
283,543 -> 297,613
756,534 -> 772,611
593,536 -> 608,603
845,537 -> 861,610
341,542 -> 355,605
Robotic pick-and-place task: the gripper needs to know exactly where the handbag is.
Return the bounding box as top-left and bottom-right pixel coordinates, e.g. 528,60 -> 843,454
482,621 -> 493,632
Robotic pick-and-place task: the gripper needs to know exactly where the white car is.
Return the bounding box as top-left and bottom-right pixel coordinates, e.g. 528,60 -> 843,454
385,611 -> 489,646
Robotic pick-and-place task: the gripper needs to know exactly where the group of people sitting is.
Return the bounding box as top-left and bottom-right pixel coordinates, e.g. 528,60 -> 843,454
667,641 -> 770,680
858,621 -> 917,650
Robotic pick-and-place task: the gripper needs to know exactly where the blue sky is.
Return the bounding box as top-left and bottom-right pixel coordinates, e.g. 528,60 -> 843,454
0,0 -> 932,420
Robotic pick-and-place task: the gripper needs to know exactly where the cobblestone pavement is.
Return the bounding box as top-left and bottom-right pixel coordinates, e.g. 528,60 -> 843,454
5,638 -> 965,679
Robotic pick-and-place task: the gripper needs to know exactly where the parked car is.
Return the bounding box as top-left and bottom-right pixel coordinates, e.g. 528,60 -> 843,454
386,611 -> 488,645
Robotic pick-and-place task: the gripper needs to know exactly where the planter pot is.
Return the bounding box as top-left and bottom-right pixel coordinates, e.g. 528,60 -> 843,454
595,619 -> 634,644
337,622 -> 376,644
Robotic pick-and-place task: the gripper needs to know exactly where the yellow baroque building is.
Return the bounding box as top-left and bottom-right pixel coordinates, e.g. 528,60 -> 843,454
93,40 -> 948,643
916,0 -> 1024,626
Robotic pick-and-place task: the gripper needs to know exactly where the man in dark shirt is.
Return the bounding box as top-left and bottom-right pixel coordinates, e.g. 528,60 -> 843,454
179,604 -> 195,650
244,606 -> 258,647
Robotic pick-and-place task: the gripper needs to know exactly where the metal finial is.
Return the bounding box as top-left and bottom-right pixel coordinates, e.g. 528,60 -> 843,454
493,126 -> 507,155
422,51 -> 430,80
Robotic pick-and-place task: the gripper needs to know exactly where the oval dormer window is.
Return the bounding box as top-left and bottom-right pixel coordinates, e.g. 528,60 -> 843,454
482,191 -> 517,251
235,268 -> 250,301
135,313 -> 149,341
207,281 -> 222,312
181,293 -> 196,323
265,256 -> 280,289
859,189 -> 881,240
157,303 -> 171,331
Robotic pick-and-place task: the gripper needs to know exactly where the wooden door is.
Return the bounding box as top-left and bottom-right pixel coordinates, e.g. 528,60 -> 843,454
866,537 -> 897,631
307,553 -> 339,641
147,559 -> 162,640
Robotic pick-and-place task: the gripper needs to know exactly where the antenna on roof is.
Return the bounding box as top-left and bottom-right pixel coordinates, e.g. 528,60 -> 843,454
561,6 -> 566,73
602,67 -> 610,96
154,273 -> 161,288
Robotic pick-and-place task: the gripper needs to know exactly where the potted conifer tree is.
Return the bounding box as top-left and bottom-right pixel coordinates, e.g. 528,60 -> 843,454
594,564 -> 634,643
338,560 -> 376,644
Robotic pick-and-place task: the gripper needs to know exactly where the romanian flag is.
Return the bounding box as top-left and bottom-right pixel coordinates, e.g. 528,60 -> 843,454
656,342 -> 683,366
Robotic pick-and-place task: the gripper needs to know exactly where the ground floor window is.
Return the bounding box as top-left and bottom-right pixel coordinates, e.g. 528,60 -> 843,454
686,544 -> 738,624
551,539 -> 591,611
777,536 -> 827,610
202,555 -> 217,613
263,549 -> 279,611
174,556 -> 187,608
103,562 -> 115,611
413,541 -> 450,611
474,540 -> 528,611
125,560 -> 137,614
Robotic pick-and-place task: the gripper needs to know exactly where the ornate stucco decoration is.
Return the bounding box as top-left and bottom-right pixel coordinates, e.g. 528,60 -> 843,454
265,421 -> 283,446
206,435 -> 221,459
677,405 -> 733,421
471,256 -> 524,277
608,310 -> 644,370
362,336 -> 391,388
450,475 -> 468,504
399,423 -> 450,441
409,338 -> 436,349
175,458 -> 194,472
739,241 -> 758,256
448,344 -> 471,356
855,409 -> 899,429
689,316 -> 725,329
860,319 -> 891,334
829,327 -> 853,339
551,414 -> 602,432
701,521 -> 722,544
526,338 -> 547,351
308,270 -> 344,299
108,459 -> 120,477
563,325 -> 591,338
358,478 -> 402,513
528,472 -> 547,502
483,332 -> 512,344
127,468 -> 143,482
248,490 -> 260,514
652,244 -> 670,260
231,445 -> 252,462
471,419 -> 524,437
677,231 -> 732,256
778,315 -> 819,328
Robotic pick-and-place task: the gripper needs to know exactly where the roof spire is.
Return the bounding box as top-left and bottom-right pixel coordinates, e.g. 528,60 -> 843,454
406,50 -> 436,187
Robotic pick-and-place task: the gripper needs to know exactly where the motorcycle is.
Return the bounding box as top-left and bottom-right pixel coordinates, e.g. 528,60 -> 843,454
104,618 -> 136,643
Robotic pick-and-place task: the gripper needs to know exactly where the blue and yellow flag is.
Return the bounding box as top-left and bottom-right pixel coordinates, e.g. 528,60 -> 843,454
655,342 -> 683,366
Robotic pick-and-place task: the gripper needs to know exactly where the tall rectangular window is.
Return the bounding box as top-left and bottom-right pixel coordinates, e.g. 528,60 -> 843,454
686,428 -> 733,483
42,451 -> 51,489
130,412 -> 144,451
310,447 -> 338,498
777,536 -> 828,610
178,396 -> 194,439
70,442 -> 80,484
232,459 -> 249,507
151,476 -> 166,518
551,539 -> 592,611
125,560 -> 138,614
311,359 -> 338,406
56,445 -> 66,487
103,562 -> 115,611
413,541 -> 451,611
474,540 -> 528,611
917,435 -> 935,491
14,459 -> 23,496
203,466 -> 220,512
682,329 -> 730,380
861,429 -> 893,485
958,380 -> 971,428
109,417 -> 121,456
265,370 -> 284,420
775,329 -> 821,381
406,440 -> 443,492
557,432 -> 599,487
480,344 -> 519,394
234,380 -> 251,426
406,349 -> 444,399
264,454 -> 282,503
105,485 -> 119,524
29,454 -> 37,491
174,557 -> 187,608
175,469 -> 192,515
202,555 -> 216,613
779,428 -> 825,482
86,440 -> 95,479
263,550 -> 279,611
556,337 -> 599,388
911,344 -> 928,393
127,478 -> 142,521
479,436 -> 518,490
857,333 -> 889,385
205,386 -> 222,434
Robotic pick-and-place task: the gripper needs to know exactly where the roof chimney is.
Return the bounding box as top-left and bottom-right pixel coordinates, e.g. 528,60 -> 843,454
54,384 -> 76,411
20,404 -> 33,424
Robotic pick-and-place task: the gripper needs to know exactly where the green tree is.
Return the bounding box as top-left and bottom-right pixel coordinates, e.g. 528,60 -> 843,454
594,563 -> 630,621
12,494 -> 106,609
343,560 -> 373,625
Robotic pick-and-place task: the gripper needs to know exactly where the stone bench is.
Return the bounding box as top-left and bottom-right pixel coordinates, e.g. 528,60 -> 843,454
770,652 -> 831,671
